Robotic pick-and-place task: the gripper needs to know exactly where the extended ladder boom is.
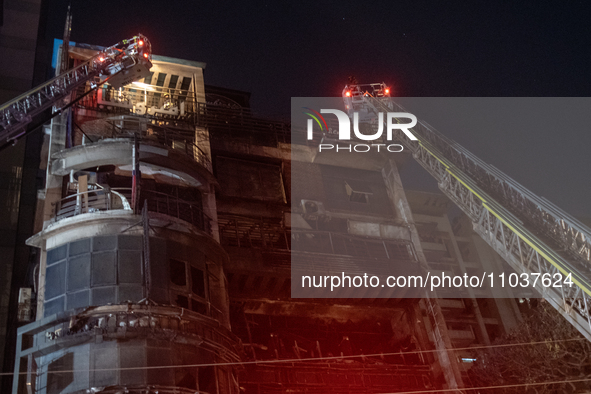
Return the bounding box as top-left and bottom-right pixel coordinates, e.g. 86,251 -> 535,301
0,34 -> 152,146
343,84 -> 591,340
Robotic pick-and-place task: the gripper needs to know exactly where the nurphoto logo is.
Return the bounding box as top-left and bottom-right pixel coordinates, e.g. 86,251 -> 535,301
303,108 -> 418,153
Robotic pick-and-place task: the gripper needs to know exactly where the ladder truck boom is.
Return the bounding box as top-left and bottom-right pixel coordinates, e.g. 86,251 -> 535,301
0,34 -> 152,148
342,83 -> 591,340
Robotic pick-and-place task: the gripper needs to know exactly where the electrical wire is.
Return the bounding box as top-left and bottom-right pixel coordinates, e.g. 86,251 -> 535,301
0,336 -> 585,376
375,377 -> 591,394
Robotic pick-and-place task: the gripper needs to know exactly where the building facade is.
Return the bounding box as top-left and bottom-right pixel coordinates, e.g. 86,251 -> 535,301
0,1 -> 47,391
10,40 -> 523,393
12,43 -> 240,394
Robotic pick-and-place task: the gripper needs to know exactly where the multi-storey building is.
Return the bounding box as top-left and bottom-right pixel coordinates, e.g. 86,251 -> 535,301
11,41 -> 240,394
0,2 -> 45,390
405,190 -> 522,371
10,39 -> 524,393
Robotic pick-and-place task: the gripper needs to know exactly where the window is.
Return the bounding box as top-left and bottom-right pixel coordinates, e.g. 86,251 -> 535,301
190,300 -> 207,314
216,157 -> 286,202
180,76 -> 191,91
198,366 -> 216,394
319,165 -> 393,215
168,75 -> 179,89
170,258 -> 210,314
177,77 -> 192,102
345,181 -> 372,203
175,295 -> 189,309
191,267 -> 205,298
144,72 -> 154,84
169,259 -> 187,286
155,73 -> 167,87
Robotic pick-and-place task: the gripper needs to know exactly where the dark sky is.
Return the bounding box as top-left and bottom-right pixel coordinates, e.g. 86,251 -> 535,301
39,0 -> 591,218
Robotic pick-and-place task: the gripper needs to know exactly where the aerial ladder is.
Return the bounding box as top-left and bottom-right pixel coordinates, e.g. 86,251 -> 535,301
0,34 -> 152,150
343,83 -> 591,341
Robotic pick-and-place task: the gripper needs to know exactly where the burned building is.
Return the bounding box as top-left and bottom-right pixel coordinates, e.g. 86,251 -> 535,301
9,39 -> 524,393
11,42 -> 240,393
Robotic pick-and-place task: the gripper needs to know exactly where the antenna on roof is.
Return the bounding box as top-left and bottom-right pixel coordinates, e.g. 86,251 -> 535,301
60,2 -> 72,73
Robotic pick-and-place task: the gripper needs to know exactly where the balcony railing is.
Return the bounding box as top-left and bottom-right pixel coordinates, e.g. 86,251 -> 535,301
199,103 -> 290,148
53,187 -> 132,221
78,84 -> 199,121
218,214 -> 417,261
79,115 -> 213,173
75,81 -> 293,150
53,188 -> 212,235
142,190 -> 211,234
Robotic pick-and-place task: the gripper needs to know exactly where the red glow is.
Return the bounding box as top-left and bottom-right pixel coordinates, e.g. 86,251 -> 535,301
99,56 -> 105,62
385,88 -> 390,94
143,53 -> 149,58
139,40 -> 144,46
345,91 -> 351,97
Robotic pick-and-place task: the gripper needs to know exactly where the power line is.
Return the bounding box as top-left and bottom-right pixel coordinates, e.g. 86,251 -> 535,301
376,376 -> 591,394
0,336 -> 585,376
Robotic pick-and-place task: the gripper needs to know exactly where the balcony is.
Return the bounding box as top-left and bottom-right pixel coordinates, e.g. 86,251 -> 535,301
77,115 -> 212,173
219,214 -> 416,260
53,187 -> 212,235
53,187 -> 132,221
78,83 -> 199,122
142,190 -> 211,234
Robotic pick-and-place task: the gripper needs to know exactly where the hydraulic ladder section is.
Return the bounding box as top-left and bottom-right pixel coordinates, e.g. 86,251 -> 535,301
0,34 -> 152,148
343,84 -> 591,340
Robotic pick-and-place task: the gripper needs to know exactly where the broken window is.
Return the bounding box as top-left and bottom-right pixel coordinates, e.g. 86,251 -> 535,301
176,368 -> 197,390
47,353 -> 74,393
170,259 -> 187,286
216,157 -> 286,202
199,366 -> 217,394
191,266 -> 205,298
320,165 -> 393,215
345,181 -> 372,203
190,300 -> 207,314
175,294 -> 189,309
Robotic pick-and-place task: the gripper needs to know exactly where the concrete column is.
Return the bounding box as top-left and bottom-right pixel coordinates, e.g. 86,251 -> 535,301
382,158 -> 464,390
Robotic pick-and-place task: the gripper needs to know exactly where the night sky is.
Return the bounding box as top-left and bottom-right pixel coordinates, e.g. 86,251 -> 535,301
39,0 -> 591,219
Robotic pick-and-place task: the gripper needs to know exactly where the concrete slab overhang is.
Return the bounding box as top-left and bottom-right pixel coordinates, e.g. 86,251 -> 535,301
26,209 -> 139,249
16,303 -> 241,363
27,209 -> 229,263
50,138 -> 218,191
